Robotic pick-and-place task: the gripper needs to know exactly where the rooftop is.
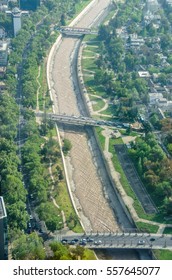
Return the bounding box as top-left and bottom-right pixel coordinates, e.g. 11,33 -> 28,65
0,41 -> 8,51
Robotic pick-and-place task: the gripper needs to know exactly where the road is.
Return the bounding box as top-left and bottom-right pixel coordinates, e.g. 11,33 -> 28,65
36,111 -> 121,128
60,233 -> 172,250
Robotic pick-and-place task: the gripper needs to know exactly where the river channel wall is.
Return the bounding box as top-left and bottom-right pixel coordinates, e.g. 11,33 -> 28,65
75,38 -> 135,229
46,0 -> 112,234
75,36 -> 154,260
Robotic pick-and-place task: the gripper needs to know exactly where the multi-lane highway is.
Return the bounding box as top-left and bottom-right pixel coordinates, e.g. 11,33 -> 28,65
59,233 -> 172,250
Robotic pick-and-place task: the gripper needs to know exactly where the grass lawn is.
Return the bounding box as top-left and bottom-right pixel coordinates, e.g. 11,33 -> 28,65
153,249 -> 172,260
82,57 -> 97,71
82,48 -> 96,56
89,95 -> 105,111
95,127 -> 106,150
83,249 -> 97,260
67,0 -> 92,24
101,104 -> 115,116
136,221 -> 159,233
75,0 -> 92,14
54,180 -> 83,233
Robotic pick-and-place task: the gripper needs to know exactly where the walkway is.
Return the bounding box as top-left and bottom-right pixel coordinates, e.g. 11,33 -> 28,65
48,160 -> 68,230
80,38 -> 172,234
36,65 -> 41,111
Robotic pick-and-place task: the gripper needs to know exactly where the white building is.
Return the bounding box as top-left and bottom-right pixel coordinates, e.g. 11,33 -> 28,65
0,41 -> 8,66
6,7 -> 29,37
12,8 -> 22,37
138,71 -> 150,78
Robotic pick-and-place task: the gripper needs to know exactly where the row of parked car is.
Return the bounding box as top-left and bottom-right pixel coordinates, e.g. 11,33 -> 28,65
61,237 -> 102,246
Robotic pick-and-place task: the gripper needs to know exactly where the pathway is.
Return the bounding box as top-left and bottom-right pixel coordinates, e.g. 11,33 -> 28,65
48,160 -> 68,230
101,128 -> 172,232
36,66 -> 41,111
81,39 -> 172,234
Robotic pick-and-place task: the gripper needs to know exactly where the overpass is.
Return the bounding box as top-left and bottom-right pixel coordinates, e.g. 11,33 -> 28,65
36,111 -> 120,128
58,232 -> 172,250
60,26 -> 98,36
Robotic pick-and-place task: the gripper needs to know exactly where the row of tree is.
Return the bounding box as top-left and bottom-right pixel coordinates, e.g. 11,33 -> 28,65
0,0 -> 84,257
129,133 -> 172,215
0,93 -> 29,239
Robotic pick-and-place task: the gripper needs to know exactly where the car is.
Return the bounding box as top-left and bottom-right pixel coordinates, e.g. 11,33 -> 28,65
94,240 -> 102,245
29,215 -> 33,220
69,240 -> 76,245
61,239 -> 68,243
28,222 -> 31,228
82,238 -> 87,242
61,240 -> 68,244
79,240 -> 87,246
86,238 -> 94,242
73,238 -> 79,242
137,240 -> 145,245
150,238 -> 155,242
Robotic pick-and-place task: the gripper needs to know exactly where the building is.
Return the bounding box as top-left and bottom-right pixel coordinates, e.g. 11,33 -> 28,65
126,34 -> 145,49
12,7 -> 22,37
6,7 -> 29,37
145,0 -> 159,13
0,28 -> 6,39
0,0 -> 8,11
0,81 -> 6,91
0,66 -> 6,77
0,41 -> 8,66
0,197 -> 8,260
20,0 -> 40,11
0,0 -> 8,4
138,71 -> 150,79
149,92 -> 163,105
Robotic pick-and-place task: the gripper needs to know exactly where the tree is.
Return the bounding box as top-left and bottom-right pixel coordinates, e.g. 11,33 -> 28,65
12,233 -> 46,260
50,242 -> 72,260
60,13 -> 66,26
62,138 -> 72,155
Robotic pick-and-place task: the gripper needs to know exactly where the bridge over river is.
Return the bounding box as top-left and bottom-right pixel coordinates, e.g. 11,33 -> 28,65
58,232 -> 172,250
59,26 -> 98,36
36,111 -> 120,128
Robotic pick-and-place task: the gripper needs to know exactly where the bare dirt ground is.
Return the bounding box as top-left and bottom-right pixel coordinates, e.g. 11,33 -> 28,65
50,0 -> 119,233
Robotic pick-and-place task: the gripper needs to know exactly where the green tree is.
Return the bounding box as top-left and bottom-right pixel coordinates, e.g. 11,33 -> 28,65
62,138 -> 72,155
12,233 -> 46,260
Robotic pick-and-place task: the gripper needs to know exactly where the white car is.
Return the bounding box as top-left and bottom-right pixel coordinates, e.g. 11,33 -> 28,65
138,240 -> 145,245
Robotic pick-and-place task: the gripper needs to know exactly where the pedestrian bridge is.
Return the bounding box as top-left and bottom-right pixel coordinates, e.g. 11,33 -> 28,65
58,232 -> 172,250
36,111 -> 120,128
60,26 -> 98,36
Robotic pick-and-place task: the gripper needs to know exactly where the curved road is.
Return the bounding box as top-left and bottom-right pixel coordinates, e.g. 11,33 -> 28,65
49,0 -> 123,234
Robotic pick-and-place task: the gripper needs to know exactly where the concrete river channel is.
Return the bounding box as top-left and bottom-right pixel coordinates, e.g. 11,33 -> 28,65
47,0 -> 152,260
